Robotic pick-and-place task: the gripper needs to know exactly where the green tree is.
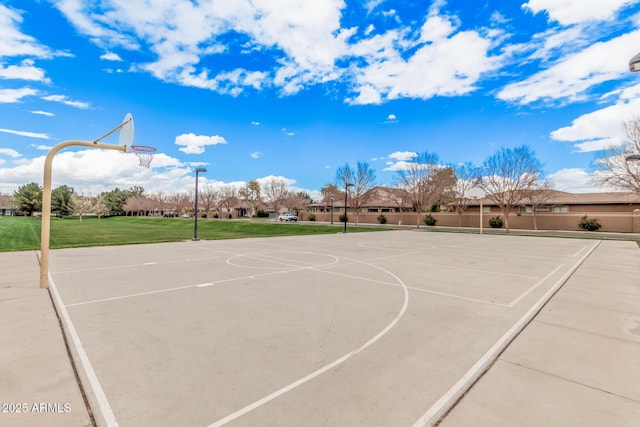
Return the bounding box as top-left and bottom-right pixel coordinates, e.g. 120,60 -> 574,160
51,185 -> 75,216
101,187 -> 132,215
14,182 -> 42,216
129,185 -> 145,197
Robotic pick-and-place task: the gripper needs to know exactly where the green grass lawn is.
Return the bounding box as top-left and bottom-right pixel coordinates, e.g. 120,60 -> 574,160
0,216 -> 388,252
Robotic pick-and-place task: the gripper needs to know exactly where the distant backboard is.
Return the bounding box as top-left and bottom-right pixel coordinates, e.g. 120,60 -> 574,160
466,188 -> 486,199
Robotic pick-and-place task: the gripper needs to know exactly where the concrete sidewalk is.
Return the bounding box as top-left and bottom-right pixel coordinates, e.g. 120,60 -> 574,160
439,239 -> 640,427
0,251 -> 92,427
0,238 -> 638,427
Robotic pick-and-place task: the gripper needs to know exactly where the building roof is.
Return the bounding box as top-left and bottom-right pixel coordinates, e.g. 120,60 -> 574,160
0,194 -> 17,209
469,190 -> 640,206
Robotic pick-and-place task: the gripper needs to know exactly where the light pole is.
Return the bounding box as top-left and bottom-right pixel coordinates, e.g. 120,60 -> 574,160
330,194 -> 334,224
343,182 -> 353,233
193,167 -> 207,241
627,53 -> 640,163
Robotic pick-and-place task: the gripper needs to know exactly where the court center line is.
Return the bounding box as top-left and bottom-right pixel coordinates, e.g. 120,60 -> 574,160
48,273 -> 119,427
410,240 -> 601,427
207,258 -> 411,427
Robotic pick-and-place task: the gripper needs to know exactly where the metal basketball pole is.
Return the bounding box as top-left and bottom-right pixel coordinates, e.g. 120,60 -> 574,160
40,141 -> 126,288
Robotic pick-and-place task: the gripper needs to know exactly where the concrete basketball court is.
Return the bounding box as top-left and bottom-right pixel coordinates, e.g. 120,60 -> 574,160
47,230 -> 602,426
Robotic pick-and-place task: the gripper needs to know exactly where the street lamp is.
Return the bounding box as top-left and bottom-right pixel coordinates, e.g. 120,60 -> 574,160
343,182 -> 353,233
330,194 -> 334,224
193,167 -> 207,241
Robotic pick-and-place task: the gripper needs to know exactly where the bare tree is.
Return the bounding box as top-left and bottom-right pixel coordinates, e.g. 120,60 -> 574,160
262,177 -> 290,219
94,193 -> 108,221
171,192 -> 192,216
448,162 -> 479,226
593,118 -> 640,194
199,185 -> 218,219
476,145 -> 543,232
395,152 -> 454,227
320,183 -> 340,219
239,180 -> 262,217
335,162 -> 376,225
73,193 -> 95,223
218,185 -> 238,219
525,179 -> 555,231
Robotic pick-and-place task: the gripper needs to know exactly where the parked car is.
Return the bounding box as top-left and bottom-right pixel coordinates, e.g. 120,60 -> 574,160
180,213 -> 190,218
278,213 -> 298,222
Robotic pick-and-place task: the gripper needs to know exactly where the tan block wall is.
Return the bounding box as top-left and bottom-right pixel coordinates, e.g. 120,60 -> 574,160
309,210 -> 640,233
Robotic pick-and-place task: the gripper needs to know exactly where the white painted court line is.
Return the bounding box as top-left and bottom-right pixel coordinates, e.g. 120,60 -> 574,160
226,252 -> 340,270
506,264 -> 564,308
53,256 -> 218,274
207,258 -> 411,427
65,283 -> 203,307
410,240 -> 601,427
48,273 -> 119,427
65,255 -> 338,306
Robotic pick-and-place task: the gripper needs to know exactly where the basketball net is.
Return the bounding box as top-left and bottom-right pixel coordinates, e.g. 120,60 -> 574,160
131,145 -> 156,168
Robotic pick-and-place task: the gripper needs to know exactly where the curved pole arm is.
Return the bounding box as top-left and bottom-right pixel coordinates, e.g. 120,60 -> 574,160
40,141 -> 126,288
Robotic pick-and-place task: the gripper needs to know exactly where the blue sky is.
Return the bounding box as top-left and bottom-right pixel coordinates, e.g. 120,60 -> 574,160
2,0 -> 640,200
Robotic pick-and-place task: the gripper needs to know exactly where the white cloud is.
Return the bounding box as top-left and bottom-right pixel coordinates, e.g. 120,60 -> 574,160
281,128 -> 295,137
250,151 -> 262,159
498,30 -> 640,105
42,94 -> 91,109
0,148 -> 189,195
522,0 -> 636,25
175,133 -> 227,154
383,160 -> 413,171
0,148 -> 21,157
549,96 -> 640,151
0,128 -> 49,139
100,52 -> 122,61
0,4 -> 53,58
32,144 -> 53,151
0,59 -> 49,82
50,0 -> 501,104
347,5 -> 499,104
388,151 -> 416,161
547,168 -> 604,193
0,87 -> 37,103
255,175 -> 296,187
31,110 -> 54,117
251,121 -> 260,126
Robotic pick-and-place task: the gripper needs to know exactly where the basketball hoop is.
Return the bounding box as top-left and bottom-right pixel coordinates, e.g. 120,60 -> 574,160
130,145 -> 156,168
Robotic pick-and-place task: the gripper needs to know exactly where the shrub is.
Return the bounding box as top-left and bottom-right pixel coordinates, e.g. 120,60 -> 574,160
256,210 -> 270,218
489,216 -> 503,228
579,216 -> 601,231
309,214 -> 316,221
377,214 -> 387,224
339,214 -> 348,223
423,214 -> 437,226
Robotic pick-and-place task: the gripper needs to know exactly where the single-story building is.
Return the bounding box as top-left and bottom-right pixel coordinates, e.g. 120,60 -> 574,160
0,194 -> 17,216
